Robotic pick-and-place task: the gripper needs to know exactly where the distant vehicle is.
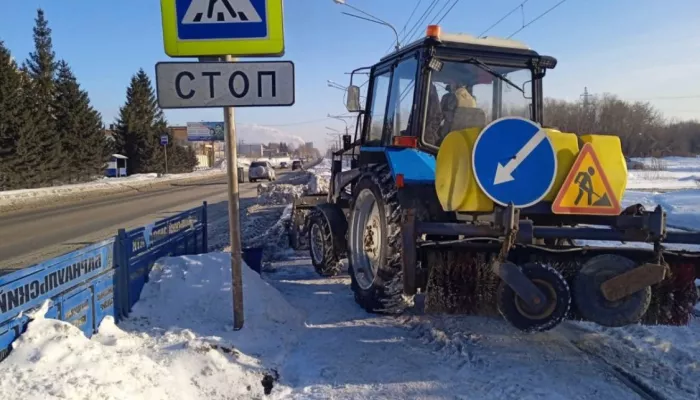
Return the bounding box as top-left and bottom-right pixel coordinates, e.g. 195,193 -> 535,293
292,160 -> 303,170
280,161 -> 289,169
248,161 -> 276,182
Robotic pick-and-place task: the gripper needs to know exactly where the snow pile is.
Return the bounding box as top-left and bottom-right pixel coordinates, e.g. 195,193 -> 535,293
256,182 -> 305,205
0,169 -> 225,209
306,159 -> 332,195
0,253 -> 302,400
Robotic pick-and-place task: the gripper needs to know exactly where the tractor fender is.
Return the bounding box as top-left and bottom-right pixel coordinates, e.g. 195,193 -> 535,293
314,202 -> 349,256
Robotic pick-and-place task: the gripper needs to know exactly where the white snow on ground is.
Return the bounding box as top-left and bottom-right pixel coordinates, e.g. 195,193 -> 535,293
0,254 -> 648,400
6,156 -> 700,399
0,169 -> 226,208
0,253 -> 301,400
628,156 -> 700,190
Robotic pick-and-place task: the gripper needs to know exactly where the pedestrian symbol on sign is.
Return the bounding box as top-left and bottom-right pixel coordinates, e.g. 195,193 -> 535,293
182,0 -> 262,24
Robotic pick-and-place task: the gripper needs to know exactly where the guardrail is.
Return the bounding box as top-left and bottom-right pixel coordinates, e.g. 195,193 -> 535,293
0,202 -> 208,362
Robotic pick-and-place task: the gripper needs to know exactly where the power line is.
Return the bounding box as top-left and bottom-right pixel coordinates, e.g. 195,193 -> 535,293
384,0 -> 423,52
400,0 -> 440,45
433,0 -> 461,26
405,0 -> 445,44
507,0 -> 570,38
478,0 -> 531,38
626,95 -> 700,101
264,115 -> 353,127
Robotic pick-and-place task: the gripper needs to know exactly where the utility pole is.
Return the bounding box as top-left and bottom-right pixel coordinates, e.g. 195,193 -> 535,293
223,55 -> 244,331
580,87 -> 592,108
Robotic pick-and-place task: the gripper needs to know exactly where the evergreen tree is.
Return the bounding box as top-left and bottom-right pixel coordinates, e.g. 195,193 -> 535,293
0,41 -> 39,190
54,60 -> 109,182
114,69 -> 167,173
23,8 -> 61,185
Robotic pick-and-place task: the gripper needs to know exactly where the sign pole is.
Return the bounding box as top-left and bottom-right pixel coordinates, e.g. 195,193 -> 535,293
164,144 -> 168,175
222,54 -> 245,330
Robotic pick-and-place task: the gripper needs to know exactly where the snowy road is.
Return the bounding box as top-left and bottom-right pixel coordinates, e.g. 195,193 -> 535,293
0,171 -> 298,273
263,259 -> 655,399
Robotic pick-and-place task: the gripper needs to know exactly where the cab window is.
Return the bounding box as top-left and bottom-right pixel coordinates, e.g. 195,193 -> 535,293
384,57 -> 418,143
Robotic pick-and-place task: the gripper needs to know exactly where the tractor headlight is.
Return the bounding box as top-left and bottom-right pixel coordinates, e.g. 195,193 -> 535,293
539,56 -> 558,69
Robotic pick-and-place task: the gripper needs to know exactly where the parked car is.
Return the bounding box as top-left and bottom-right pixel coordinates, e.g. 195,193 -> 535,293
292,160 -> 303,171
248,161 -> 276,182
279,161 -> 289,169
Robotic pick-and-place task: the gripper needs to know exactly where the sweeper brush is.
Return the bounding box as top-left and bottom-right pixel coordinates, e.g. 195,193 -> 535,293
289,25 -> 700,332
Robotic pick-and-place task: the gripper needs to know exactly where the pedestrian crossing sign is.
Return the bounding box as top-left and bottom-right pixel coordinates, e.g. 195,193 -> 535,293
552,143 -> 622,216
160,0 -> 285,57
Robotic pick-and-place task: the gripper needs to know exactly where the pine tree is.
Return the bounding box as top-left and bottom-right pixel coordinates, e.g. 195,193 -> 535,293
114,69 -> 167,174
23,8 -> 61,186
54,60 -> 109,182
0,42 -> 36,190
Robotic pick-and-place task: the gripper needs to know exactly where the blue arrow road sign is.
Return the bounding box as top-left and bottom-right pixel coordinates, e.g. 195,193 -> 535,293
472,117 -> 557,208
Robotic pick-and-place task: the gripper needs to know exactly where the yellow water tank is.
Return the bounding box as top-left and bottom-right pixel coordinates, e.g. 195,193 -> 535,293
543,129 -> 580,201
435,128 -> 582,212
579,134 -> 628,203
435,128 -> 494,212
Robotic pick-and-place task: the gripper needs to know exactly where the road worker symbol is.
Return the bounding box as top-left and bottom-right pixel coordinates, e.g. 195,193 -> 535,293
552,143 -> 621,215
573,166 -> 612,207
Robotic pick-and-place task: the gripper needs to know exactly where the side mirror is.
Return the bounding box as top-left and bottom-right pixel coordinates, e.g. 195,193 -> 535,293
522,80 -> 533,99
346,85 -> 362,112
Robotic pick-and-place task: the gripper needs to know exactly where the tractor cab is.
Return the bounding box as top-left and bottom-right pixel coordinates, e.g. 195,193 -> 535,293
344,25 -> 557,155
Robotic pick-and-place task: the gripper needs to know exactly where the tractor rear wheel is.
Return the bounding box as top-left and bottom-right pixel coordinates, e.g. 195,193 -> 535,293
348,165 -> 413,314
573,254 -> 651,327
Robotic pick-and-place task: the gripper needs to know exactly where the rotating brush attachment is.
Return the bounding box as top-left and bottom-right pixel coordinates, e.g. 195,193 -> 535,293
424,249 -> 500,316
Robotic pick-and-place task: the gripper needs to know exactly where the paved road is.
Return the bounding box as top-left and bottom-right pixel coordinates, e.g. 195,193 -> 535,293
0,171 -> 295,273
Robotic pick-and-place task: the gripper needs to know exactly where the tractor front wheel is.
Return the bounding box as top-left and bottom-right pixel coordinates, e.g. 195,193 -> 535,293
308,208 -> 342,277
348,165 -> 413,314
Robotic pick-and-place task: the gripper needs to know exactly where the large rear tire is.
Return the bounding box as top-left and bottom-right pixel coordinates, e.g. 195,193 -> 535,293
348,165 -> 413,314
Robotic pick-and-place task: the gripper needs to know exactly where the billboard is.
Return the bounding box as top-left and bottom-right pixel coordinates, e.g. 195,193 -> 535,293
187,122 -> 225,142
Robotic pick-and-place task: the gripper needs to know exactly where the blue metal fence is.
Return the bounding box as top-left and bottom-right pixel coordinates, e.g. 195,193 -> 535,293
0,202 -> 208,362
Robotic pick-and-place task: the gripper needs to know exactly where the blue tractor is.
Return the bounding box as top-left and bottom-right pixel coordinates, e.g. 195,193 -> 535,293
292,25 -> 700,332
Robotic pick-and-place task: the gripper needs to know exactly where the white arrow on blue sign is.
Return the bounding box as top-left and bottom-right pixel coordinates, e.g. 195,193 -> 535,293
472,116 -> 557,208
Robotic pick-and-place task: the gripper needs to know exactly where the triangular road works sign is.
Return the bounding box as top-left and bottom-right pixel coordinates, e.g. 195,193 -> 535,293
552,143 -> 622,216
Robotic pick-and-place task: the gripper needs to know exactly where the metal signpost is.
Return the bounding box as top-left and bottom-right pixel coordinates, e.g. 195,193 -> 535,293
160,135 -> 169,175
158,0 -> 288,330
472,117 -> 558,208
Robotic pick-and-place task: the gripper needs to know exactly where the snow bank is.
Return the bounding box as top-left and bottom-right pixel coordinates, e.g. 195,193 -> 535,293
0,169 -> 225,208
0,253 -> 302,400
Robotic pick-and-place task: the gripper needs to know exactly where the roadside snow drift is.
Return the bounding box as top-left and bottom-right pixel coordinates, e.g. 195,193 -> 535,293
0,253 -> 301,400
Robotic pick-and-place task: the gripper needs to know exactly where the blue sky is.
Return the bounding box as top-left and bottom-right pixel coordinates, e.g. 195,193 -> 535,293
2,0 -> 699,150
